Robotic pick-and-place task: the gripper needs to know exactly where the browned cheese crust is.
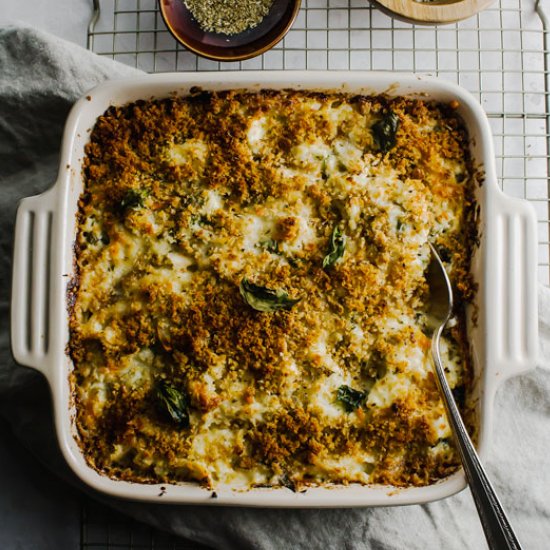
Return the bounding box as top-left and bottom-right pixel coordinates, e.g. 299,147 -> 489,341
70,90 -> 477,490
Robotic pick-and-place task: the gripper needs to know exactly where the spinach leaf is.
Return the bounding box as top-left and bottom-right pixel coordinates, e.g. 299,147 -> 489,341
120,188 -> 149,211
239,278 -> 300,312
371,111 -> 400,153
364,462 -> 376,475
336,385 -> 368,412
82,231 -> 97,244
261,239 -> 280,254
323,225 -> 346,269
280,473 -> 297,492
155,380 -> 190,428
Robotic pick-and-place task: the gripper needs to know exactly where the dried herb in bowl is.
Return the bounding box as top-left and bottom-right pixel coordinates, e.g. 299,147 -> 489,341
184,0 -> 275,35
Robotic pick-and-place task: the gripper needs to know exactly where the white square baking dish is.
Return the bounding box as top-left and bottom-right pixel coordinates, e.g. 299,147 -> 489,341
10,72 -> 538,506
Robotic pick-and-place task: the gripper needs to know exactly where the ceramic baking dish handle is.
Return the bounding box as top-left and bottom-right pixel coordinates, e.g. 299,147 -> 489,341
488,192 -> 538,380
11,187 -> 57,375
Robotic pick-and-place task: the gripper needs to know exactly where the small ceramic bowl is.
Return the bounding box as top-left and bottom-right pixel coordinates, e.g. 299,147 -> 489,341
159,0 -> 301,62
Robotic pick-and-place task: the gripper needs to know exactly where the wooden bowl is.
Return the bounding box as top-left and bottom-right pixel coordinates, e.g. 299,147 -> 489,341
159,0 -> 301,62
373,0 -> 495,24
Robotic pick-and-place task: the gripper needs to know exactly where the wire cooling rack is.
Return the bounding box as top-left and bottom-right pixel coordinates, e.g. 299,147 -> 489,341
84,0 -> 549,547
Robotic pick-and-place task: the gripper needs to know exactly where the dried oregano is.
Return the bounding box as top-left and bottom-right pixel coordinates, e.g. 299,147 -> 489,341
184,0 -> 275,35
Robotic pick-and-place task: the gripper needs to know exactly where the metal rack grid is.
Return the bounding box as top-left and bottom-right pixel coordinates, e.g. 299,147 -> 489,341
84,0 -> 549,546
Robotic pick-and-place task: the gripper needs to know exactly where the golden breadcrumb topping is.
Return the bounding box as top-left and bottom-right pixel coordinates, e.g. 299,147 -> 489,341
70,90 -> 477,490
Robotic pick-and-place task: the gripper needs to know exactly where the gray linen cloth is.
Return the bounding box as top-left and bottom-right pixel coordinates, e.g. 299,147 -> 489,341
1,24 -> 549,550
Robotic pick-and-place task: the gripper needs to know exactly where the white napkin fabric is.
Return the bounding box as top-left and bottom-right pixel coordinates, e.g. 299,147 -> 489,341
1,24 -> 549,550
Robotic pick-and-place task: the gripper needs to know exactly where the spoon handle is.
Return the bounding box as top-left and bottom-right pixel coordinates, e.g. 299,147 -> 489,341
432,337 -> 523,550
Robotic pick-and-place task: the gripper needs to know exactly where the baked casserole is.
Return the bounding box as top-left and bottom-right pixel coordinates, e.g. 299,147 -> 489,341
69,89 -> 476,491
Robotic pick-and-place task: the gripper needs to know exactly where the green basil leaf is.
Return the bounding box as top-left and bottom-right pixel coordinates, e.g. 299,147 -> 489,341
239,278 -> 300,312
279,473 -> 297,492
261,239 -> 280,254
120,188 -> 149,211
323,225 -> 346,269
155,380 -> 190,428
372,111 -> 400,152
336,384 -> 368,412
364,462 -> 376,475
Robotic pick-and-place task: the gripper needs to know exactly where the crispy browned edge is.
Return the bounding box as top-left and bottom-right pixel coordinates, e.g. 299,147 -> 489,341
65,88 -> 481,490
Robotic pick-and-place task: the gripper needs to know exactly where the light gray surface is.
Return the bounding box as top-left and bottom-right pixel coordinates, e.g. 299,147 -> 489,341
0,418 -> 81,550
1,22 -> 550,550
0,0 -> 90,47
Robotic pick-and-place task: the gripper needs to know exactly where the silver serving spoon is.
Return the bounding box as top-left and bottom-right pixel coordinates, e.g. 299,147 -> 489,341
426,242 -> 522,550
